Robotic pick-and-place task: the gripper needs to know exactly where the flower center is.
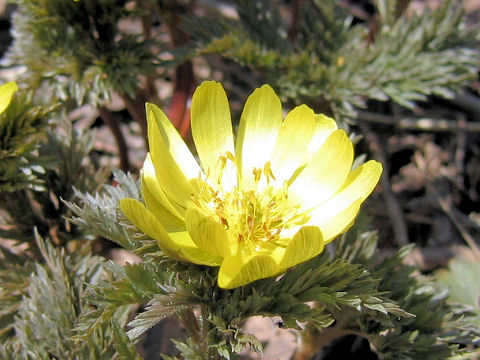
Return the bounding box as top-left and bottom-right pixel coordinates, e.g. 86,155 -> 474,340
192,153 -> 310,249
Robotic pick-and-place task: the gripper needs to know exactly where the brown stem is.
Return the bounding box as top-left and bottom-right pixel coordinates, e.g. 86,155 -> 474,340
356,110 -> 480,132
120,91 -> 148,142
357,119 -> 409,246
136,0 -> 159,101
179,309 -> 201,346
288,0 -> 302,42
199,305 -> 211,355
395,0 -> 412,18
428,184 -> 480,260
453,92 -> 480,117
179,308 -> 220,360
137,0 -> 153,40
98,107 -> 130,172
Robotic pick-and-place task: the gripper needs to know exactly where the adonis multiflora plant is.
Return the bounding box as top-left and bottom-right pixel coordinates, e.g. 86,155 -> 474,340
64,82 -> 478,359
0,76 -> 478,358
2,1 -> 480,358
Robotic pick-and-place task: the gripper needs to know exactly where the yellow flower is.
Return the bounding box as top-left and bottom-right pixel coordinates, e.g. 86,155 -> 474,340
0,81 -> 18,115
120,81 -> 382,289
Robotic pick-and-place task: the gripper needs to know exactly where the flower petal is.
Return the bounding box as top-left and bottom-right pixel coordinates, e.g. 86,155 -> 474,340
120,198 -> 220,265
269,105 -> 317,183
147,108 -> 200,208
191,81 -> 236,190
185,207 -> 236,258
142,175 -> 186,232
146,102 -> 201,180
314,199 -> 362,243
235,85 -> 282,186
289,129 -> 353,209
141,153 -> 185,220
308,160 -> 382,242
279,226 -> 325,269
0,81 -> 17,114
119,198 -> 186,260
331,160 -> 383,205
218,252 -> 281,289
308,114 -> 338,155
170,231 -> 223,266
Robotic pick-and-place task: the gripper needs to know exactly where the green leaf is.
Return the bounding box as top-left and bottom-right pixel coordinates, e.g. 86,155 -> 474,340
65,170 -> 146,252
126,296 -> 187,340
436,258 -> 480,325
111,320 -> 143,360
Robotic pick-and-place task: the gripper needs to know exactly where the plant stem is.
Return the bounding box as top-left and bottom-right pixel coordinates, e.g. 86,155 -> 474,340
429,184 -> 480,260
136,0 -> 159,102
288,0 -> 302,42
98,107 -> 130,172
120,92 -> 148,141
179,308 -> 201,346
179,306 -> 220,360
356,110 -> 480,132
357,119 -> 409,246
158,0 -> 196,141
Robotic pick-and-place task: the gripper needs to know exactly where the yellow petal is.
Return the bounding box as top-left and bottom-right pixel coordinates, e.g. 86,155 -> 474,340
147,109 -> 199,208
290,130 -> 353,209
307,114 -> 338,155
120,198 -> 220,265
315,199 -> 361,243
146,103 -> 201,180
308,160 -> 382,241
119,198 -> 186,260
170,231 -> 223,266
235,85 -> 282,186
185,207 -> 236,258
218,251 -> 281,289
0,81 -> 17,114
191,81 -> 236,190
279,226 -> 325,269
141,153 -> 185,220
330,160 -> 383,206
142,175 -> 185,232
181,247 -> 223,266
269,105 -> 317,183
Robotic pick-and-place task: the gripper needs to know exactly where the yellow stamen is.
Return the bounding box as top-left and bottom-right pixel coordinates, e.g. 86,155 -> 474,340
193,153 -> 310,251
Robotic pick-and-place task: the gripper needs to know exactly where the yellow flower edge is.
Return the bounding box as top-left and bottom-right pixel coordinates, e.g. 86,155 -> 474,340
0,81 -> 18,115
120,81 -> 382,289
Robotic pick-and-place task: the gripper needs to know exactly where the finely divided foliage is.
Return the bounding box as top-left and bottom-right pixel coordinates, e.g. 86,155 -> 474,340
0,234 -> 131,359
66,90 -> 478,358
185,0 -> 478,120
71,174 -> 480,358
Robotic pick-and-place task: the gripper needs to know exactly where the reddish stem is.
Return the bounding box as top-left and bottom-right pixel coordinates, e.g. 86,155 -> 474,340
159,0 -> 196,141
168,61 -> 194,139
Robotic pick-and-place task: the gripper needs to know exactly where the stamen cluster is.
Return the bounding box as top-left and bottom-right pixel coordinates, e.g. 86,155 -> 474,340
193,156 -> 309,252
